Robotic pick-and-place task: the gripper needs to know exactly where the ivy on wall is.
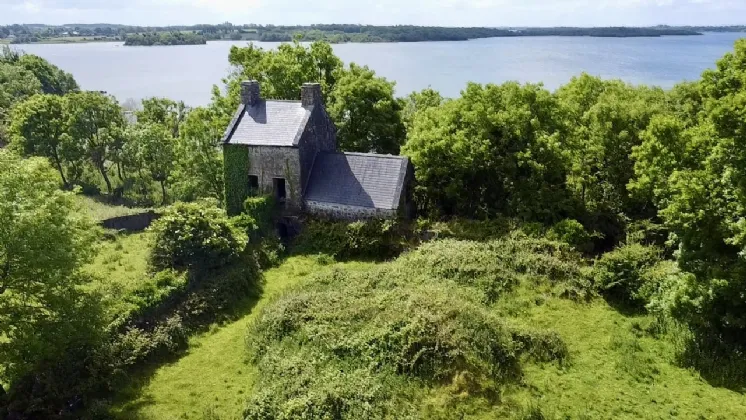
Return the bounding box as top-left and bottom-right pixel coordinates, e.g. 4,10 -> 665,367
223,144 -> 250,216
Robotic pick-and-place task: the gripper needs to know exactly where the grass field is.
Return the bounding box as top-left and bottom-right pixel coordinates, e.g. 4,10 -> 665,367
74,195 -> 150,221
110,256 -> 375,419
82,231 -> 153,321
106,244 -> 746,419
0,36 -> 119,45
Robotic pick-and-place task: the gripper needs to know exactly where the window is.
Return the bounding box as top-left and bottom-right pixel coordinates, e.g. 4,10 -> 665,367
248,175 -> 259,196
273,178 -> 287,202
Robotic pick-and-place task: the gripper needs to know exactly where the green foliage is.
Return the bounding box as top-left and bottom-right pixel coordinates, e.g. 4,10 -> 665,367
403,82 -> 569,221
401,88 -> 444,129
0,150 -> 101,385
593,243 -> 661,307
65,91 -> 126,195
149,201 -> 248,271
243,195 -> 275,234
17,54 -> 78,95
125,122 -> 176,203
223,144 -> 250,216
328,63 -> 406,154
171,105 -> 227,202
293,218 -> 407,260
124,32 -> 207,46
546,219 -> 597,253
245,237 -> 573,418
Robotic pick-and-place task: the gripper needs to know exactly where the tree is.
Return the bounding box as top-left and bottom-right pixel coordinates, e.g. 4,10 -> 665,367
136,97 -> 188,138
0,150 -> 100,385
66,92 -> 125,195
328,63 -> 406,154
401,88 -> 444,129
0,62 -> 41,145
129,123 -> 176,204
9,94 -> 76,185
227,40 -> 342,101
402,82 -> 569,221
171,105 -> 228,202
17,54 -> 78,96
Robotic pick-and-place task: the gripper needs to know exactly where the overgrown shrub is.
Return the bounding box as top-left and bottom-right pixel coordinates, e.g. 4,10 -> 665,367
546,219 -> 598,253
293,218 -> 408,260
245,238 -> 571,417
149,201 -> 248,271
243,195 -> 275,234
593,243 -> 661,307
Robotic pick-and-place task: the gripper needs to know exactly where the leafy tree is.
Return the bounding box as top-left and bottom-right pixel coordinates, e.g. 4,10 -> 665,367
136,97 -> 188,138
0,150 -> 101,385
0,62 -> 41,145
128,123 -> 176,204
403,82 -> 569,221
401,88 -> 444,129
171,105 -> 228,202
227,40 -> 342,101
328,64 -> 406,154
17,54 -> 78,95
9,94 -> 78,186
65,92 -> 126,195
556,74 -> 667,219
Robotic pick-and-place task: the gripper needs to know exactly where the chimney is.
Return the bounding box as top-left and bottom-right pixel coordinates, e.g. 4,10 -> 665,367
301,83 -> 322,108
240,80 -> 261,106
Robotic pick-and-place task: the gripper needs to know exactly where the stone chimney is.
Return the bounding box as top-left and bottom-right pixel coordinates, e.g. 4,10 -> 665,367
301,83 -> 322,108
241,80 -> 261,106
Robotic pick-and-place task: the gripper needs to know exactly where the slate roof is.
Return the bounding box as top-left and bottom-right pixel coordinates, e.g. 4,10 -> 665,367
304,152 -> 410,210
222,100 -> 312,147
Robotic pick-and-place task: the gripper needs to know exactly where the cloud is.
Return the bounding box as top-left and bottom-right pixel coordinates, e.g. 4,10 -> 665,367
0,0 -> 743,26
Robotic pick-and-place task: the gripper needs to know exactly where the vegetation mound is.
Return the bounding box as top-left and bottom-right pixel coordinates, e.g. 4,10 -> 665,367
244,236 -> 576,418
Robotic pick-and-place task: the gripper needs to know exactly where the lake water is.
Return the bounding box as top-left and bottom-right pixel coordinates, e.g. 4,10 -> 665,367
14,32 -> 745,107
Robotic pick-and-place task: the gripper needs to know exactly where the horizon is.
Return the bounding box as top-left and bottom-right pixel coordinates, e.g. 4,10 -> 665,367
2,0 -> 746,27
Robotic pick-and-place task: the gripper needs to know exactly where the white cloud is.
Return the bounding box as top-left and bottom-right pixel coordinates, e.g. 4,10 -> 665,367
0,0 -> 743,26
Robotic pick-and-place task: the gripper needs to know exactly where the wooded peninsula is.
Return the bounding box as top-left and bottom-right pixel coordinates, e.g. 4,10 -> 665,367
3,23 -> 741,45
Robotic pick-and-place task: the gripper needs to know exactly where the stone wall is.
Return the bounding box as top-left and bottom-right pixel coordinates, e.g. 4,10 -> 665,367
298,101 -> 337,194
247,146 -> 303,211
305,200 -> 397,220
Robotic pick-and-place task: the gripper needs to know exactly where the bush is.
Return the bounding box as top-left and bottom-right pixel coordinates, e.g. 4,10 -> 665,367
149,201 -> 248,271
244,238 -> 571,417
547,219 -> 598,253
243,195 -> 275,234
593,243 -> 661,307
293,218 -> 408,260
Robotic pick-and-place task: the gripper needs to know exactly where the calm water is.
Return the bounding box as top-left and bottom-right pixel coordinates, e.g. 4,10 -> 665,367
15,33 -> 745,107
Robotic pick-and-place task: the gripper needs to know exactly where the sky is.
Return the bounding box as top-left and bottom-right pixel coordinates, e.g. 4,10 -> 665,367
0,0 -> 744,27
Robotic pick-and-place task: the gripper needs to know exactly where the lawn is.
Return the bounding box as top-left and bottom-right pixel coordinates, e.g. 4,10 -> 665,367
110,256 -> 376,420
82,231 -> 153,321
74,195 -> 150,221
108,248 -> 746,420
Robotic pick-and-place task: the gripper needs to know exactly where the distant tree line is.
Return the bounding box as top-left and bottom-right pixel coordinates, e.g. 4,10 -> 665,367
4,22 -> 739,45
124,32 -> 207,46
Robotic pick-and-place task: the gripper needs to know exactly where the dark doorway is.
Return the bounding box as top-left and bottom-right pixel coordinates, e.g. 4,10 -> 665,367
273,178 -> 286,202
248,175 -> 259,196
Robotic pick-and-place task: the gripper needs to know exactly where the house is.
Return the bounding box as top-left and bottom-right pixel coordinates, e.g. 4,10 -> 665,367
221,81 -> 414,220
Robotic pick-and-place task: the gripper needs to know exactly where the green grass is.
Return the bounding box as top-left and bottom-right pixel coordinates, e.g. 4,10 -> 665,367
74,195 -> 150,221
108,239 -> 746,419
110,255 -> 375,419
82,231 -> 153,321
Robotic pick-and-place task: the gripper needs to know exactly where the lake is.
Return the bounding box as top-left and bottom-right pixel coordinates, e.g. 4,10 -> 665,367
14,32 -> 745,107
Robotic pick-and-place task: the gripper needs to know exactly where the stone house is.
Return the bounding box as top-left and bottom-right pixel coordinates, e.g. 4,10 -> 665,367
221,80 -> 414,220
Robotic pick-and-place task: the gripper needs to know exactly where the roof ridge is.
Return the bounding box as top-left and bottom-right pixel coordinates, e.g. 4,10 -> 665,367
331,151 -> 409,160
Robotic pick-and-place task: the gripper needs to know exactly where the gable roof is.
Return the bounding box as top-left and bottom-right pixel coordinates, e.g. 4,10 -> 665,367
222,100 -> 312,147
304,152 -> 410,211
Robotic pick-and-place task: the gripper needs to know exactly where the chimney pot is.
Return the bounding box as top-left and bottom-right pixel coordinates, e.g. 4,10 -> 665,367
241,80 -> 261,106
301,83 -> 322,108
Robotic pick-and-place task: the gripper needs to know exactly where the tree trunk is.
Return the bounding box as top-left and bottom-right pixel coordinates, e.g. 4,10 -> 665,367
51,150 -> 68,187
99,164 -> 112,196
160,181 -> 167,205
